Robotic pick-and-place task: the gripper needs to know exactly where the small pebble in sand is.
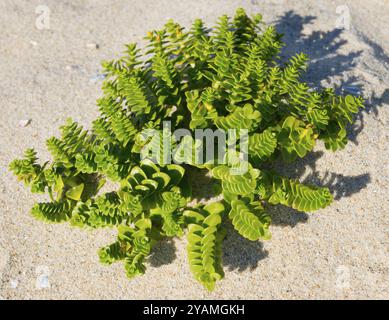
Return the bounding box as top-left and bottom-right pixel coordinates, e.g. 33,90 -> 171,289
18,119 -> 31,127
86,42 -> 99,49
29,40 -> 38,46
65,64 -> 82,72
10,279 -> 18,289
37,275 -> 50,289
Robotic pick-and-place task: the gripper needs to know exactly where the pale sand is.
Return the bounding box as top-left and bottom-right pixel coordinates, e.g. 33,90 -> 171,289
0,0 -> 388,299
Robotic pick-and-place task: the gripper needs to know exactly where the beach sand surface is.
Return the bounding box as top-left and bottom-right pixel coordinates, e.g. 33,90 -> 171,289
0,0 -> 388,299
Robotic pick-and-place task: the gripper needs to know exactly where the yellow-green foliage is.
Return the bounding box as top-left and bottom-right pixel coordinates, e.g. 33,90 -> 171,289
184,202 -> 226,291
9,8 -> 364,291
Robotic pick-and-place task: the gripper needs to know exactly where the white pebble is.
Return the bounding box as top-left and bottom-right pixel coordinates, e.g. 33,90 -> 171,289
86,42 -> 99,49
65,65 -> 81,72
10,279 -> 18,289
30,40 -> 38,46
37,275 -> 50,289
18,119 -> 31,127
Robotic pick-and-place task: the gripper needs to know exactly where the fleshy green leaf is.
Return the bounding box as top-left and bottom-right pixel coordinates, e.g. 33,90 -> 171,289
65,183 -> 84,201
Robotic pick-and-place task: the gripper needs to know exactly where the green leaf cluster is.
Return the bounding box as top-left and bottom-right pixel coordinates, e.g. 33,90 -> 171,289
9,8 -> 364,291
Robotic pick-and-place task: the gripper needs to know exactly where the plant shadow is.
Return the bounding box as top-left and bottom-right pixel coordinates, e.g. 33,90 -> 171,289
222,223 -> 269,272
148,238 -> 177,267
348,87 -> 389,144
274,11 -> 362,88
273,151 -> 371,202
275,10 -> 389,146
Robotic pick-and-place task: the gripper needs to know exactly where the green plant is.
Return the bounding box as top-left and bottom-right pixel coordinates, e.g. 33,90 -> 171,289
10,8 -> 363,291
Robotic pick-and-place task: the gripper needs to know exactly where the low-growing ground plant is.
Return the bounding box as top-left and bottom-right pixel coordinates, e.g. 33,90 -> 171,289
10,8 -> 363,291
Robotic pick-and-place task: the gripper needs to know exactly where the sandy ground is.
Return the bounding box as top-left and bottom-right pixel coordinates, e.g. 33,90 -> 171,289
0,0 -> 388,300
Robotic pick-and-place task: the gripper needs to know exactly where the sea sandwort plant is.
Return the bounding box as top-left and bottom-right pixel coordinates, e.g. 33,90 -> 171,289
10,9 -> 364,290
